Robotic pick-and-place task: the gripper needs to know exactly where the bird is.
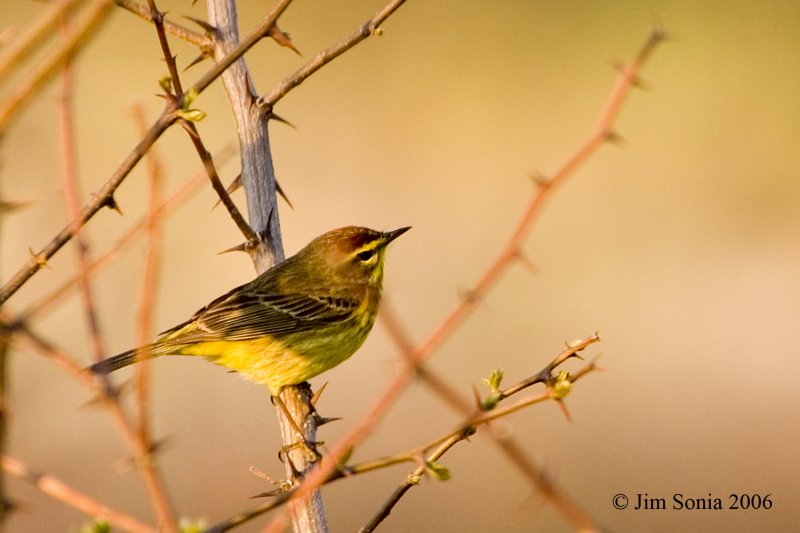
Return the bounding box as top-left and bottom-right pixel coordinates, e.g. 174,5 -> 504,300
88,226 -> 409,394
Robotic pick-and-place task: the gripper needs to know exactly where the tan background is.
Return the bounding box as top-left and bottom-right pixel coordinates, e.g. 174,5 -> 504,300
2,0 -> 799,531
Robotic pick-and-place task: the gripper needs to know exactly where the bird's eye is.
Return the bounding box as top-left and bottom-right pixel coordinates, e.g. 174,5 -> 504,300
357,249 -> 375,262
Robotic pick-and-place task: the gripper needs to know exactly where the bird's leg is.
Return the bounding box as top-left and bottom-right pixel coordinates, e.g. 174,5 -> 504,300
272,393 -> 322,462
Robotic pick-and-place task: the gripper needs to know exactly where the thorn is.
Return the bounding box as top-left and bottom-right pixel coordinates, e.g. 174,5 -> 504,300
631,76 -> 653,92
609,58 -> 653,91
310,381 -> 328,407
218,242 -> 248,255
1,496 -> 26,518
458,288 -> 480,304
268,24 -> 301,56
313,414 -> 342,427
529,170 -> 550,188
184,51 -> 210,71
603,128 -> 626,145
276,179 -> 293,209
461,424 -> 477,442
269,112 -> 296,129
183,16 -> 217,33
650,20 -> 672,44
27,248 -> 49,269
113,438 -> 170,473
512,248 -> 538,274
103,194 -> 123,215
213,174 -> 242,209
556,400 -> 573,423
250,488 -> 286,499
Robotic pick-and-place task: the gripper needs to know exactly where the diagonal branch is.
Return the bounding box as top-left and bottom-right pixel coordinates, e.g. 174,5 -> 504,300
0,0 -> 115,130
0,0 -> 86,84
257,0 -> 408,110
2,455 -> 156,533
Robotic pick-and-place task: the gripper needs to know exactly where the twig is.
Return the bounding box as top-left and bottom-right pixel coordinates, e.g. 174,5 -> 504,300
2,455 -> 156,533
152,0 -> 257,244
0,0 -> 114,130
358,433 -> 461,533
258,0 -> 409,110
262,27 -> 665,533
115,0 -> 207,46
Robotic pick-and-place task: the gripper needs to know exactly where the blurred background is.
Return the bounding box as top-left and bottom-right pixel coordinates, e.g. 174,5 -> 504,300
1,0 -> 799,531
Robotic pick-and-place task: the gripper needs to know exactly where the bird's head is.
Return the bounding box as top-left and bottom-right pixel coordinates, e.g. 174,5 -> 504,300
300,226 -> 410,287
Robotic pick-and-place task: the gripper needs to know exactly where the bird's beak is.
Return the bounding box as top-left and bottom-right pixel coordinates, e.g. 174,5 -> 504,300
383,226 -> 411,245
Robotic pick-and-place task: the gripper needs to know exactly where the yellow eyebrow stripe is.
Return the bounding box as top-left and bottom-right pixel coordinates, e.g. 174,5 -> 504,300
353,239 -> 382,255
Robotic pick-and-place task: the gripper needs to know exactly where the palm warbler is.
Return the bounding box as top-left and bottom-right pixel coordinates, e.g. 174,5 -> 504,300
89,226 -> 409,394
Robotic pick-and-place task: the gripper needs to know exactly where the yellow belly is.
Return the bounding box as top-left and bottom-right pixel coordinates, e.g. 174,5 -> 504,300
176,317 -> 374,394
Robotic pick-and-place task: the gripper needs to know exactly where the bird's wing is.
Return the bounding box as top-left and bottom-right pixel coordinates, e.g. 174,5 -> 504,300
161,288 -> 360,343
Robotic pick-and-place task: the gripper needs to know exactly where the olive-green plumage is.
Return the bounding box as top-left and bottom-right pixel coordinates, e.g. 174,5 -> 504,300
88,226 -> 409,394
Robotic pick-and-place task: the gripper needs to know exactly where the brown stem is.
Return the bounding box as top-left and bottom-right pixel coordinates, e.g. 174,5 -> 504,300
115,0 -> 207,46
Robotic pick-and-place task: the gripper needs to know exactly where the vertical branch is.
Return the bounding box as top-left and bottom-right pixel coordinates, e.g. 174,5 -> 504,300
58,20 -> 108,366
205,2 -> 327,532
206,0 -> 286,268
130,102 -> 164,451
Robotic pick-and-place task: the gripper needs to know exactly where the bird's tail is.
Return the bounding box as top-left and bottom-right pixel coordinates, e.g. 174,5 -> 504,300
88,344 -> 165,375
